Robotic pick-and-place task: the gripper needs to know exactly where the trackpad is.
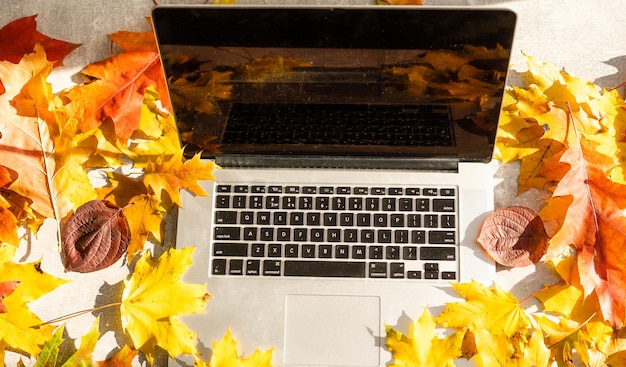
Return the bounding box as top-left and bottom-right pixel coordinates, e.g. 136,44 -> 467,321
284,295 -> 380,366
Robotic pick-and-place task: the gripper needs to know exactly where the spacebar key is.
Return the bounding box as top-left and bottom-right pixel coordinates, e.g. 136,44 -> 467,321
284,261 -> 366,278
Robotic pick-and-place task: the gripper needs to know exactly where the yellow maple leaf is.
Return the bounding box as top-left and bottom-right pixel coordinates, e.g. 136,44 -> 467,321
0,244 -> 68,361
143,149 -> 216,207
436,280 -> 533,338
386,308 -> 464,367
193,328 -> 275,367
120,247 -> 210,364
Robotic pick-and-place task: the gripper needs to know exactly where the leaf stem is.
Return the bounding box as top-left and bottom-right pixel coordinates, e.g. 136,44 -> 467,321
31,302 -> 122,329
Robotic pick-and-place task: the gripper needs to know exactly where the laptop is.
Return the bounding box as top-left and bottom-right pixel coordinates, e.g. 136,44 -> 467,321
152,5 -> 516,366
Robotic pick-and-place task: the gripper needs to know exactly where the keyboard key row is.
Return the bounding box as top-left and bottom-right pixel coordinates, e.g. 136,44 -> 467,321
213,243 -> 456,261
212,258 -> 457,279
216,211 -> 456,228
214,227 -> 455,244
217,185 -> 455,197
216,195 -> 455,212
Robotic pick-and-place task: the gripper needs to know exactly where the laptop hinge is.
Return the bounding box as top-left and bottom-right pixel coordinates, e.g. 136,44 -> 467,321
215,155 -> 459,172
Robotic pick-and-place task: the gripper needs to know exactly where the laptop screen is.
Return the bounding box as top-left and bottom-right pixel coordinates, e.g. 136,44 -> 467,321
152,6 -> 516,166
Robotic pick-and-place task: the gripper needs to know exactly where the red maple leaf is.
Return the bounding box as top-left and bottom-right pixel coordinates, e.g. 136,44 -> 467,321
0,15 -> 80,65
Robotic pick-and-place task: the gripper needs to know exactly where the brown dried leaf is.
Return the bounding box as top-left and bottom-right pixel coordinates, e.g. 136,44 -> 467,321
61,200 -> 130,273
477,206 -> 549,267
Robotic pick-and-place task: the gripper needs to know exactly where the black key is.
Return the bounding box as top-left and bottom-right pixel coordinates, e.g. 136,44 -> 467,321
240,212 -> 254,224
214,227 -> 240,240
290,212 -> 304,225
215,195 -> 230,208
332,197 -> 346,210
403,246 -> 417,260
386,246 -> 400,259
425,270 -> 439,279
442,215 -> 455,228
388,188 -> 403,195
416,199 -> 430,211
232,196 -> 246,208
316,197 -> 330,210
284,261 -> 366,277
442,271 -> 457,280
302,245 -> 316,258
251,244 -> 265,257
216,185 -> 231,193
251,185 -> 266,193
319,245 -> 333,258
213,243 -> 248,256
257,212 -> 270,224
212,259 -> 227,275
407,270 -> 422,279
335,245 -> 349,258
423,188 -> 438,196
390,263 -> 405,278
285,244 -> 299,257
234,185 -> 249,193
369,262 -> 387,278
369,245 -> 383,259
440,188 -> 456,196
420,247 -> 456,261
433,199 -> 455,212
411,230 -> 426,244
229,259 -> 244,275
268,244 -> 282,257
215,211 -> 237,224
429,231 -> 456,244
352,245 -> 366,259
365,198 -> 379,211
269,185 -> 282,193
246,260 -> 260,275
263,260 -> 282,276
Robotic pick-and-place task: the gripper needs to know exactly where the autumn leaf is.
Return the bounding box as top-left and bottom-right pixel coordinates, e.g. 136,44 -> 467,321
437,280 -> 533,338
120,247 -> 210,364
0,244 -> 68,361
192,328 -> 275,367
0,44 -> 97,223
94,345 -> 138,367
143,149 -> 216,207
63,28 -> 169,143
477,206 -> 549,267
0,45 -> 57,219
61,200 -> 131,273
386,308 -> 464,367
0,15 -> 80,65
34,324 -> 64,367
545,136 -> 626,327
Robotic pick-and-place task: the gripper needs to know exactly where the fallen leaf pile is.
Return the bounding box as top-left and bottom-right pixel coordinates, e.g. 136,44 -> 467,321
387,57 -> 626,366
2,5 -> 626,367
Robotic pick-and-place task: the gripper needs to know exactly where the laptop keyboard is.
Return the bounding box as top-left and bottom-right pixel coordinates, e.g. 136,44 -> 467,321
222,103 -> 454,146
211,183 -> 459,280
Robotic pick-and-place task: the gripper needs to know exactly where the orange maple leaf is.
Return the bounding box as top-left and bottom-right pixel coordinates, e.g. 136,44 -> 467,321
143,149 -> 216,207
547,136 -> 626,327
64,28 -> 169,143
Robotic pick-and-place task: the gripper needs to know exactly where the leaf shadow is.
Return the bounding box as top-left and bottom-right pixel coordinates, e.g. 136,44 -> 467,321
596,55 -> 626,91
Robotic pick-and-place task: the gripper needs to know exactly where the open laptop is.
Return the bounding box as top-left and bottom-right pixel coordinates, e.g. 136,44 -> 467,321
152,5 -> 516,366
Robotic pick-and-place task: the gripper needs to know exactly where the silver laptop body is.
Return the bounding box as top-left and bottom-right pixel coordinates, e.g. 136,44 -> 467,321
152,5 -> 516,366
